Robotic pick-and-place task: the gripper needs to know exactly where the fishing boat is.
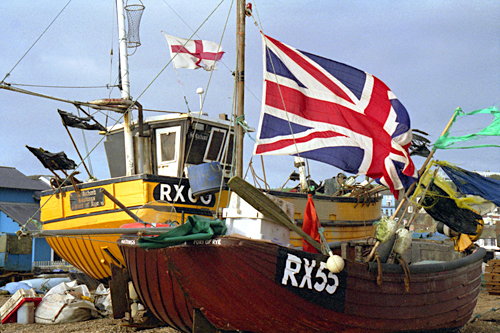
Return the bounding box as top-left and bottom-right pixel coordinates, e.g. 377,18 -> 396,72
119,233 -> 485,333
118,169 -> 486,333
116,1 -> 490,332
1,0 -> 382,283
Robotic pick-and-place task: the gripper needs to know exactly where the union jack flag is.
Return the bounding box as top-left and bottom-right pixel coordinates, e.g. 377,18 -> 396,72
253,35 -> 418,197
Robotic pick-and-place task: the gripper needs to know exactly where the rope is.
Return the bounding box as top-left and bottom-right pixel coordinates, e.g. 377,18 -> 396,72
1,0 -> 73,84
375,253 -> 383,286
398,255 -> 411,292
317,226 -> 331,256
235,115 -> 255,142
472,304 -> 500,323
171,0 -> 233,216
76,106 -> 94,177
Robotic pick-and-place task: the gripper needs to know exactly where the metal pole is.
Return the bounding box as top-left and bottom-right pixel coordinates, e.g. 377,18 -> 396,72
116,0 -> 135,176
21,227 -> 173,237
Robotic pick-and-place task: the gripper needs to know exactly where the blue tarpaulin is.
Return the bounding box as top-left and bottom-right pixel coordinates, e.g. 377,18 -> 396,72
441,165 -> 500,207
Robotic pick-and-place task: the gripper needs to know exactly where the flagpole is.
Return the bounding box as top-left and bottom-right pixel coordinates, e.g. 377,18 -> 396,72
365,108 -> 460,262
235,0 -> 246,179
59,113 -> 92,179
391,108 -> 460,219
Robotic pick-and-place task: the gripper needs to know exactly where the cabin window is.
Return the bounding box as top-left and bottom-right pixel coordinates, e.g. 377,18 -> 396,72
160,132 -> 176,162
156,126 -> 182,177
220,133 -> 234,165
184,124 -> 234,173
204,128 -> 227,162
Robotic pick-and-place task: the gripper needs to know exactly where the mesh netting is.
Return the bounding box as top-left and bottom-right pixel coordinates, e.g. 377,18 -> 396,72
125,2 -> 144,48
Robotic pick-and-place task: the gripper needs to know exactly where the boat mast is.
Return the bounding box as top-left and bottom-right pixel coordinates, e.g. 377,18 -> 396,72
117,0 -> 135,176
235,0 -> 246,178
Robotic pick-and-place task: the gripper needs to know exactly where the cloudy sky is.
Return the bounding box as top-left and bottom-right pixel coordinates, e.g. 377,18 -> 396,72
0,0 -> 498,188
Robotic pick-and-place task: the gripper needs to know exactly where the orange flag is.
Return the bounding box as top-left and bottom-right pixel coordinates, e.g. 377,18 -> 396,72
302,194 -> 321,253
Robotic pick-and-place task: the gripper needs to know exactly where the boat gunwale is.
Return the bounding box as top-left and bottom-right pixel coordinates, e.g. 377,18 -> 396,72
40,175 -> 382,205
119,236 -> 486,276
372,246 -> 485,274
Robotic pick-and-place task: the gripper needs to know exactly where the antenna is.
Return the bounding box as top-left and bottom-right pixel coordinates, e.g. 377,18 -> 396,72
196,87 -> 204,112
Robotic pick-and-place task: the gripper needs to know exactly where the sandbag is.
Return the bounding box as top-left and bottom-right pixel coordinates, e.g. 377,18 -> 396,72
35,281 -> 97,324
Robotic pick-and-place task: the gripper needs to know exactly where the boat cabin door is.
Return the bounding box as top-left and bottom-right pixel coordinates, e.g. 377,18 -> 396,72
156,126 -> 182,177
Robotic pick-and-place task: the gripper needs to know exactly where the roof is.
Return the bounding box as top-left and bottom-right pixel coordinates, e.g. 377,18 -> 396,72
412,232 -> 450,241
0,166 -> 49,191
0,201 -> 40,231
481,226 -> 497,239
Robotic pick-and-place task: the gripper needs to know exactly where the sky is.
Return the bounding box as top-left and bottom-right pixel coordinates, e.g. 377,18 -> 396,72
0,0 -> 499,188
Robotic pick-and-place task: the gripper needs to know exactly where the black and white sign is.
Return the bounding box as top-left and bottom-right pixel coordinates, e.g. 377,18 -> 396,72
275,247 -> 347,312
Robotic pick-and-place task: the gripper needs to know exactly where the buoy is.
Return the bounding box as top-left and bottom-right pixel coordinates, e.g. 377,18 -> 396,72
129,282 -> 139,318
326,254 -> 345,273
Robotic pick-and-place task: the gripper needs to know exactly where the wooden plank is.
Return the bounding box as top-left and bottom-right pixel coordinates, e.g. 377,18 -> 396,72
227,176 -> 323,253
486,259 -> 500,266
485,274 -> 500,278
484,266 -> 500,273
110,263 -> 130,319
485,280 -> 500,286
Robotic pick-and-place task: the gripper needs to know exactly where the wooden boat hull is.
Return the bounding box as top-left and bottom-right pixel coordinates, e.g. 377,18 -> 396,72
41,175 -> 381,282
118,236 -> 485,333
270,190 -> 380,246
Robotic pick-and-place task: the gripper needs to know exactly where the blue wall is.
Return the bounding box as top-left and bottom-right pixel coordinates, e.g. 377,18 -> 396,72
33,238 -> 52,262
0,211 -> 23,234
0,184 -> 53,268
0,188 -> 36,203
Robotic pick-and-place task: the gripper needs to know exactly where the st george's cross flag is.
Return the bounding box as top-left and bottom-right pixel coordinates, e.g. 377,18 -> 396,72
163,33 -> 224,71
253,35 -> 418,197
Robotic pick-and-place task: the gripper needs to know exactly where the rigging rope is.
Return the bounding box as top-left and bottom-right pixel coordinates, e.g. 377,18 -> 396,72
245,2 -> 308,189
1,0 -> 73,84
76,106 -> 94,178
15,1 -> 230,232
179,0 -> 235,215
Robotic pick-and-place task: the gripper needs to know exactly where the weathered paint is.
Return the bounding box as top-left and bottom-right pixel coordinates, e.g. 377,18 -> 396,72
41,174 -> 381,281
119,237 -> 484,333
41,175 -> 229,281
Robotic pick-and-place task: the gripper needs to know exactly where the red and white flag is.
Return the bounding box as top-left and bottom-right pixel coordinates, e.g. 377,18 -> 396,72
163,33 -> 224,71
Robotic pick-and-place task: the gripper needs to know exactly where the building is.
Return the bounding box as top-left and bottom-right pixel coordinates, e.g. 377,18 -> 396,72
381,191 -> 396,217
477,207 -> 500,260
0,166 -> 53,265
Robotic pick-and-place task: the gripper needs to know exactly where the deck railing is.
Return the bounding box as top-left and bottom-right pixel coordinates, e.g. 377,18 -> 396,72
32,260 -> 80,272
